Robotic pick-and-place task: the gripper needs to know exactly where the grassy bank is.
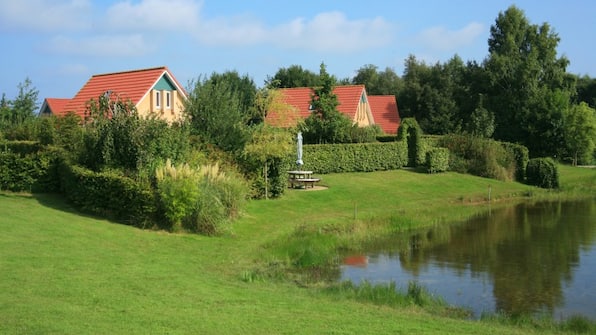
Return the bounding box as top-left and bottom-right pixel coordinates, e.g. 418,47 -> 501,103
1,166 -> 594,334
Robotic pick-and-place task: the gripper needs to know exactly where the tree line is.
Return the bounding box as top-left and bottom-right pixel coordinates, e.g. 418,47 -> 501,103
1,5 -> 595,165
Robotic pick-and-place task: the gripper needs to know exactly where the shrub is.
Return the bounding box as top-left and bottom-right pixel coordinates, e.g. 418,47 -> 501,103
397,118 -> 424,167
501,142 -> 529,182
155,159 -> 200,230
155,160 -> 248,235
426,147 -> 450,173
526,158 -> 559,189
439,134 -> 516,181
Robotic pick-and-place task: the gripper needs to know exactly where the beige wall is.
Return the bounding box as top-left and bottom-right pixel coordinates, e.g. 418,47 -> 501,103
137,89 -> 186,123
353,100 -> 373,127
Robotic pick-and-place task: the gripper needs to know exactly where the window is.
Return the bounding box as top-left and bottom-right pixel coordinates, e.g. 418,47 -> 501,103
165,91 -> 171,109
155,90 -> 161,109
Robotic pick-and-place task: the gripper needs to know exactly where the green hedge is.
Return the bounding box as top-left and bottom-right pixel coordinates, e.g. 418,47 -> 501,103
426,147 -> 450,173
301,141 -> 407,174
501,142 -> 529,182
59,162 -> 157,227
0,141 -> 62,192
526,158 -> 559,189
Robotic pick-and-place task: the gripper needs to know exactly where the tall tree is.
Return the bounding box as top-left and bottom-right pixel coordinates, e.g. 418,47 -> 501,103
562,102 -> 596,165
208,71 -> 258,123
185,74 -> 250,152
300,63 -> 352,144
352,64 -> 402,96
484,5 -> 571,156
265,65 -> 320,89
11,78 -> 39,125
575,75 -> 596,108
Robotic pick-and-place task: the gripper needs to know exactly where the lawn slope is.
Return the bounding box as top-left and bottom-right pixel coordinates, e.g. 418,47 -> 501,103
2,168 -> 594,334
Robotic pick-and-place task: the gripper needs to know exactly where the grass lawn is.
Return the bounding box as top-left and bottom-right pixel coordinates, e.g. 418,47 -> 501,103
1,167 -> 594,334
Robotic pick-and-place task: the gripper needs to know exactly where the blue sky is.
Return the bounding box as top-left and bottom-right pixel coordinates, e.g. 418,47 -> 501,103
1,0 -> 594,104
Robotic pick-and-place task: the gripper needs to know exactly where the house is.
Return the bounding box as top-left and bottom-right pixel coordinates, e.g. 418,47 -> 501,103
368,95 -> 401,135
39,66 -> 187,122
266,84 -> 400,134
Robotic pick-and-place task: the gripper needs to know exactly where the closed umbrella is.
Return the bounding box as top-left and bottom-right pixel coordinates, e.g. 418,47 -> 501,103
296,131 -> 303,169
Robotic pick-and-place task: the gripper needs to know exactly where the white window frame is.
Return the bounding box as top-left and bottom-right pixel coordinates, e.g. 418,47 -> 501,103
165,91 -> 171,109
155,90 -> 161,109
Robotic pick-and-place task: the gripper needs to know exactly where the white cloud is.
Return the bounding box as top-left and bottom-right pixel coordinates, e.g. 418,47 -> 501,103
0,0 -> 92,32
416,22 -> 484,51
46,34 -> 155,57
105,0 -> 201,32
195,11 -> 394,53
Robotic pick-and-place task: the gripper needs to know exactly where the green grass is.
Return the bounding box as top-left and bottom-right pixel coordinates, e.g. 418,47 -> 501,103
1,167 -> 595,334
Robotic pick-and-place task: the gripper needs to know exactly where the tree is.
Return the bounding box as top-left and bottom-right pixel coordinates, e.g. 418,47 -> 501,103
352,64 -> 403,96
484,5 -> 572,157
185,74 -> 251,153
300,63 -> 353,144
265,65 -> 320,89
11,78 -> 39,125
398,55 -> 464,135
207,71 -> 258,124
575,75 -> 596,108
562,102 -> 596,165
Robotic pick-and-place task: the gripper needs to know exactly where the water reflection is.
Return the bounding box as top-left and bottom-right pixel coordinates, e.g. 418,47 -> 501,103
341,199 -> 596,319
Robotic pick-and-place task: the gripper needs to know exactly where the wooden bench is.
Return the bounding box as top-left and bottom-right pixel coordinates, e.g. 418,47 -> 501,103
289,178 -> 321,189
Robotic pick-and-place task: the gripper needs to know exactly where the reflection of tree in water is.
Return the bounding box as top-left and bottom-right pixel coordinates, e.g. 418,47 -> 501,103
391,200 -> 595,316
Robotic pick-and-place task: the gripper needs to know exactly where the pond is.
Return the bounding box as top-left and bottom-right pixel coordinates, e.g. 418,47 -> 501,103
340,199 -> 596,320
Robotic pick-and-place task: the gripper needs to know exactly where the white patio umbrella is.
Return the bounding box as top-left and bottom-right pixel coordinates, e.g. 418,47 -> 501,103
296,131 -> 304,169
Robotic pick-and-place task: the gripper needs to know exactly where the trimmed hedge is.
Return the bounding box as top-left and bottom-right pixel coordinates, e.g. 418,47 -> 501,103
426,147 -> 450,173
301,141 -> 407,174
0,141 -> 62,192
501,142 -> 529,182
58,162 -> 157,227
397,118 -> 424,167
526,158 -> 559,189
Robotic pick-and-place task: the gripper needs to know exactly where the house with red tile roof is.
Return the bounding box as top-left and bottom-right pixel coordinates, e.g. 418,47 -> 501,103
40,66 -> 187,122
368,95 -> 401,134
266,84 -> 400,135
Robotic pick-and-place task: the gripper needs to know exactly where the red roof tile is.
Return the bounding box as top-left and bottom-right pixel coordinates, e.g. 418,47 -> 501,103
368,95 -> 401,134
53,66 -> 186,117
41,98 -> 70,115
266,85 -> 367,127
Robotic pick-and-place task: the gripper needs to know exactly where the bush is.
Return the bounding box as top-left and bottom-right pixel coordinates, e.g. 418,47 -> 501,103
426,147 -> 450,173
501,142 -> 529,182
526,158 -> 559,189
397,118 -> 424,167
155,161 -> 248,235
439,134 -> 516,181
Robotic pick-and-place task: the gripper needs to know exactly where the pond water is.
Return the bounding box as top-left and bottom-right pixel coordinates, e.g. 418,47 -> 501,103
340,199 -> 596,320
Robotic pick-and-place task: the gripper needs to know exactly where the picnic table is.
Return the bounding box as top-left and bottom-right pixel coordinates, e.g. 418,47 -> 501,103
287,170 -> 320,189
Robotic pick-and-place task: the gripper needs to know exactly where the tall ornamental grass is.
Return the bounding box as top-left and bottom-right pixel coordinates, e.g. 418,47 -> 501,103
155,159 -> 248,235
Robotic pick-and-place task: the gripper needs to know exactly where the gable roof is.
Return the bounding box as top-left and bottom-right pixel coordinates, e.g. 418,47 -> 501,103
52,66 -> 186,117
368,95 -> 401,134
39,98 -> 70,116
267,84 -> 369,127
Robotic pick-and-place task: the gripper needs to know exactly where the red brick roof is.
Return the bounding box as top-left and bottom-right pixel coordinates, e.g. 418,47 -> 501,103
368,95 -> 401,134
40,98 -> 70,115
266,85 -> 367,127
51,66 -> 186,117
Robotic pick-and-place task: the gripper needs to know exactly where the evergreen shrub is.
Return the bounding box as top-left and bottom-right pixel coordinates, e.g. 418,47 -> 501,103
526,157 -> 559,189
426,147 -> 450,173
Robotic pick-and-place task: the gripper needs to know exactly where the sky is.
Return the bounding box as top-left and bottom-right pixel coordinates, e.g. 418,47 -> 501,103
1,0 -> 595,105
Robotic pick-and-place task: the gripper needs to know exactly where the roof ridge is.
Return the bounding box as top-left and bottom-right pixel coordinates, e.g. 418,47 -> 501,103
92,66 -> 167,77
